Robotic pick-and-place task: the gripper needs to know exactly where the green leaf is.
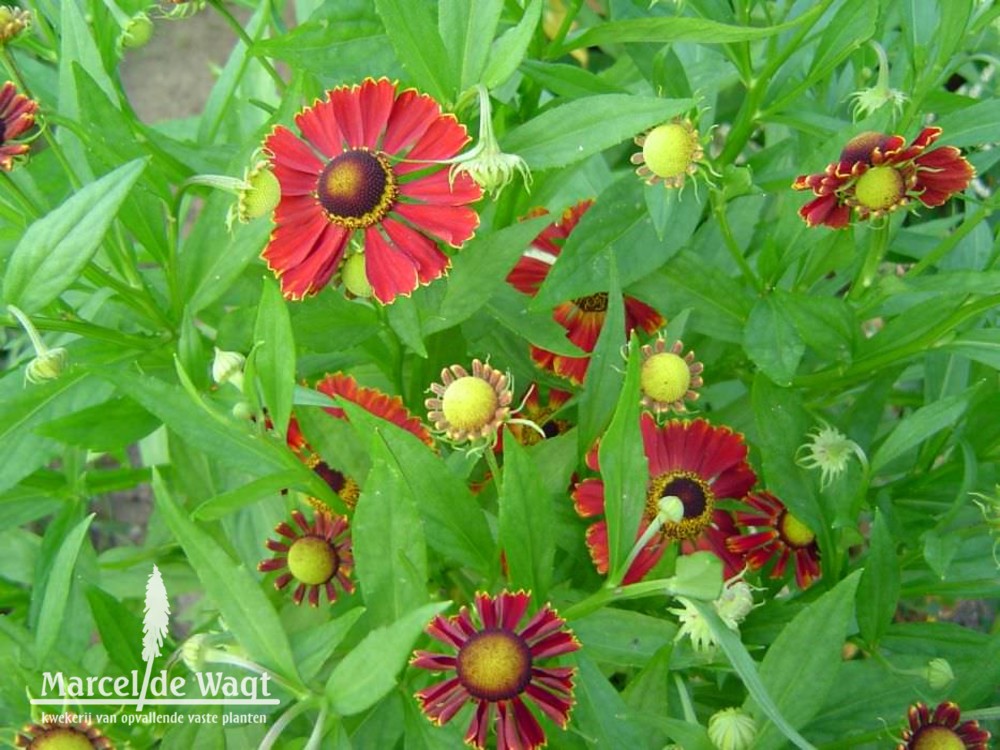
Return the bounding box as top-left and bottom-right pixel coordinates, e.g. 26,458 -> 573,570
191,471 -> 303,521
253,278 -> 296,437
557,10 -> 823,52
35,514 -> 94,663
743,296 -> 806,386
691,599 -> 815,750
354,442 -> 429,626
857,510 -> 900,646
438,0 -> 503,93
573,609 -> 676,668
86,586 -> 144,676
34,396 -> 160,451
325,600 -> 450,716
4,159 -> 147,312
572,654 -> 644,747
152,471 -> 301,684
374,0 -> 454,103
424,215 -> 552,335
386,294 -> 427,357
577,271 -> 626,453
805,0 -> 876,90
520,60 -> 624,97
601,338 -> 647,585
290,291 -> 381,353
498,439 -> 555,603
487,288 -> 586,357
934,99 -> 1000,149
945,329 -> 1000,368
336,399 -> 497,577
503,95 -> 695,170
532,176 -> 678,308
775,290 -> 857,361
293,607 -> 365,683
749,572 -> 862,750
871,392 -> 970,474
482,0 -> 542,90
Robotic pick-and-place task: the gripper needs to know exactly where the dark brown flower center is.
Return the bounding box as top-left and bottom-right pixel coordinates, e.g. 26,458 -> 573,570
317,149 -> 397,229
573,292 -> 609,313
456,628 -> 532,701
839,131 -> 893,165
287,535 -> 338,586
0,120 -> 6,143
646,471 -> 715,540
27,727 -> 96,750
312,462 -> 361,509
912,726 -> 966,750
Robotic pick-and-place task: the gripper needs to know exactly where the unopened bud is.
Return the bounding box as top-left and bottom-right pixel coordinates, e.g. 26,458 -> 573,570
341,253 -> 372,298
707,707 -> 757,750
121,13 -> 154,49
0,5 -> 30,45
212,347 -> 245,389
25,347 -> 68,384
924,658 -> 954,690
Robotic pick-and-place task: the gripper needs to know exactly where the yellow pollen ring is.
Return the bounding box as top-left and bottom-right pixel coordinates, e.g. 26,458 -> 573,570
911,726 -> 967,750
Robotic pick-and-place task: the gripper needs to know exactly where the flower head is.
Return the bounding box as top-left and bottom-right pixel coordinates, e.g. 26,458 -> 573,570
120,12 -> 154,49
708,708 -> 758,750
728,491 -> 821,589
0,6 -> 31,44
632,118 -> 706,189
848,41 -> 907,121
411,590 -> 580,750
426,359 -> 514,445
639,337 -> 703,415
263,78 -> 481,304
573,414 -> 756,583
211,347 -> 245,389
896,701 -> 990,750
793,127 -> 975,228
446,85 -> 530,197
16,714 -> 113,749
670,572 -> 755,654
226,157 -> 280,230
796,421 -> 867,490
0,81 -> 37,171
507,201 -> 664,385
258,508 -> 355,606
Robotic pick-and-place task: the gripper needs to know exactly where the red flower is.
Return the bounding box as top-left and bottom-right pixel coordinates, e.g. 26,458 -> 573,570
727,491 -> 821,589
507,201 -> 663,385
897,701 -> 990,750
286,373 -> 434,508
0,81 -> 37,171
572,414 -> 756,583
258,509 -> 354,606
411,590 -> 580,750
793,127 -> 974,228
264,78 -> 481,303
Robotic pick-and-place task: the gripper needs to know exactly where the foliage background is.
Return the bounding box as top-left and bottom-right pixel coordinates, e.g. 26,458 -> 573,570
0,0 -> 998,748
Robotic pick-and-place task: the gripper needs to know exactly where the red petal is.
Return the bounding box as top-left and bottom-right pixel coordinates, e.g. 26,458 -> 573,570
524,682 -> 574,726
357,78 -> 395,149
295,97 -> 343,159
393,201 -> 479,247
363,225 -> 419,303
400,169 -> 482,206
507,256 -> 551,295
572,478 -> 606,518
271,222 -> 350,299
496,590 -> 531,631
382,217 -> 450,285
328,84 -> 365,149
585,521 -> 610,574
383,88 -> 442,155
266,125 -> 324,174
396,116 -> 471,174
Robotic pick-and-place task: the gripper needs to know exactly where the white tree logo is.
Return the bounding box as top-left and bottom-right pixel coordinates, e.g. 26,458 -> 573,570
136,565 -> 170,712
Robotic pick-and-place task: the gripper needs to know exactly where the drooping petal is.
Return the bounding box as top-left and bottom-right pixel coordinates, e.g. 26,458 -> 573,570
363,225 -> 419,302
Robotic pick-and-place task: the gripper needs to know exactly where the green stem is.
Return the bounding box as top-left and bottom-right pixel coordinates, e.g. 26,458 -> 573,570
484,445 -> 504,502
208,0 -> 286,93
711,189 -> 764,291
847,222 -> 891,302
560,577 -> 681,621
6,305 -> 49,354
673,673 -> 698,724
719,0 -> 836,165
0,313 -> 171,349
544,0 -> 584,59
793,294 -> 1000,390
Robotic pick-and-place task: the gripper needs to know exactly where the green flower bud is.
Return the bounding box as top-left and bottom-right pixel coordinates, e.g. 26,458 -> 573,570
708,708 -> 757,750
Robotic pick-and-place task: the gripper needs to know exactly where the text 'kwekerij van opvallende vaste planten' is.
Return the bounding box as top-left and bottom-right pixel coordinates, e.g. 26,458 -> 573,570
0,1 -> 998,749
